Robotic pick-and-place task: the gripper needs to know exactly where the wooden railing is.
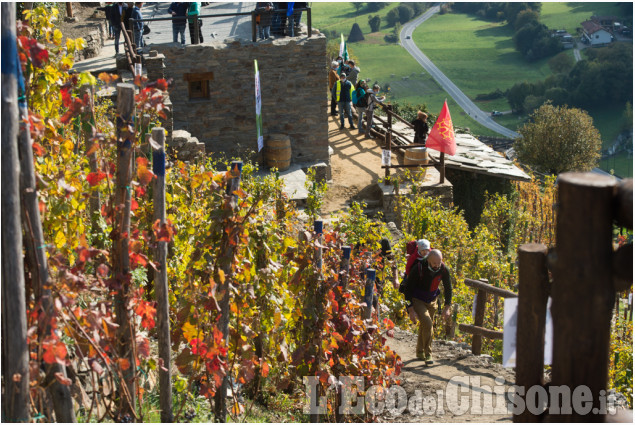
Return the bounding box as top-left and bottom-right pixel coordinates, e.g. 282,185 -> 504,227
458,278 -> 517,355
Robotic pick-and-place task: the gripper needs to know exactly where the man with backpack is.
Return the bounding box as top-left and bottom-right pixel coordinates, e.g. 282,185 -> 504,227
402,249 -> 453,366
364,84 -> 385,139
353,81 -> 369,134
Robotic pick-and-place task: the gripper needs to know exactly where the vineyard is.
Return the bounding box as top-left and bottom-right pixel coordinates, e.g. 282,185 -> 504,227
2,5 -> 633,423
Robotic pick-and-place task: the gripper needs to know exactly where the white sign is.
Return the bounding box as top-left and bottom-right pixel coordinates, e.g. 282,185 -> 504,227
503,297 -> 553,368
629,293 -> 633,306
381,150 -> 391,167
502,297 -> 517,368
472,293 -> 478,320
134,63 -> 142,77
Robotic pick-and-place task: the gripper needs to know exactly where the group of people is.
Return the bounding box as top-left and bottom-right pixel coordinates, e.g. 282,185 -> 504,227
254,2 -> 307,41
104,2 -> 143,55
328,57 -> 385,138
167,2 -> 204,45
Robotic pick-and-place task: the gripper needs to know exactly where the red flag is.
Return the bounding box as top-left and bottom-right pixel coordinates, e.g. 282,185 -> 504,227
426,100 -> 456,156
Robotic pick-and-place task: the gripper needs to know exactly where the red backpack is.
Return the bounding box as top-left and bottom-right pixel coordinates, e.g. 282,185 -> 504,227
406,240 -> 417,256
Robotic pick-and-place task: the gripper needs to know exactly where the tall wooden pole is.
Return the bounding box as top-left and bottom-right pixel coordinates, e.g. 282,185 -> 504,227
514,243 -> 549,423
550,173 -> 616,422
152,128 -> 173,422
215,161 -> 243,423
113,83 -> 137,418
363,269 -> 376,320
18,70 -> 76,423
471,279 -> 488,355
1,5 -> 30,421
81,84 -> 102,246
340,245 -> 351,291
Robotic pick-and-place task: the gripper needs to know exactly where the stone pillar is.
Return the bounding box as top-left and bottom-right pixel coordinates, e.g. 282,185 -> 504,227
146,51 -> 165,82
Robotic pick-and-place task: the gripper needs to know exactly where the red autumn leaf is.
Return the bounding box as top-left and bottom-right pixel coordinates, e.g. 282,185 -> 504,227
86,171 -> 106,187
135,300 -> 156,330
137,164 -> 155,186
156,79 -> 168,91
129,252 -> 148,268
261,360 -> 270,378
78,247 -> 90,263
118,358 -> 131,371
60,98 -> 83,124
137,336 -> 151,358
60,86 -> 72,108
32,142 -> 44,156
54,372 -> 72,386
136,156 -> 149,167
96,263 -> 110,278
131,198 -> 139,211
153,220 -> 175,242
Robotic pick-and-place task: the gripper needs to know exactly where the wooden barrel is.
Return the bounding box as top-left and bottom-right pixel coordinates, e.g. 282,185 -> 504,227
404,147 -> 429,166
264,134 -> 291,171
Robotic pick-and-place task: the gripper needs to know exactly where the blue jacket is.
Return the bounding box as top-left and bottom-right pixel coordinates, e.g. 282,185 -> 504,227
131,6 -> 143,31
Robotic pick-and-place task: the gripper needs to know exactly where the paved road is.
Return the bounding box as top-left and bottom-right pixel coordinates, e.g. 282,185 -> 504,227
399,4 -> 520,139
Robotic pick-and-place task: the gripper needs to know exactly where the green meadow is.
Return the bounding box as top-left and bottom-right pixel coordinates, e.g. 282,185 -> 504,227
540,2 -> 625,34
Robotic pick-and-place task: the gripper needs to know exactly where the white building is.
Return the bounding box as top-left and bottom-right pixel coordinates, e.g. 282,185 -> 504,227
581,20 -> 613,45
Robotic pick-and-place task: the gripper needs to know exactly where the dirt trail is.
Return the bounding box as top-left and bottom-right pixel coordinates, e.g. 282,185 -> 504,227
323,114 -> 400,215
382,328 -> 515,423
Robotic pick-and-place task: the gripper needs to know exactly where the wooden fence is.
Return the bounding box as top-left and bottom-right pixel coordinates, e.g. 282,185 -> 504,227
458,278 -> 517,355
514,173 -> 633,422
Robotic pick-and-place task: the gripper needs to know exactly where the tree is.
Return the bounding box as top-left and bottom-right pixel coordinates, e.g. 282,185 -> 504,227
397,4 -> 414,24
548,52 -> 574,74
367,2 -> 387,12
514,103 -> 602,175
544,87 -> 569,106
522,94 -> 545,113
368,15 -> 381,33
514,9 -> 539,31
351,2 -> 363,16
386,8 -> 399,26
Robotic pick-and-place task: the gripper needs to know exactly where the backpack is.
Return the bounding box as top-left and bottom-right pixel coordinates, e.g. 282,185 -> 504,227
352,87 -> 364,106
406,240 -> 417,255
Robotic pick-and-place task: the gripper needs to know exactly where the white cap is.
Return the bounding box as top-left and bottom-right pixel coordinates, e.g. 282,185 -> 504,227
417,239 -> 431,251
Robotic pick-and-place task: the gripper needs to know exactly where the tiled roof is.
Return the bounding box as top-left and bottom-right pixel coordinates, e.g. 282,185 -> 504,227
581,20 -> 605,35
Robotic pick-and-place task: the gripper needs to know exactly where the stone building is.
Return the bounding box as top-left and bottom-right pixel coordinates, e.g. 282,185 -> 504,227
150,35 -> 330,170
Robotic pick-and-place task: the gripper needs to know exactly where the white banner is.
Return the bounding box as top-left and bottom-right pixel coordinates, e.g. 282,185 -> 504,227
381,150 -> 391,167
503,297 -> 553,368
255,60 -> 263,152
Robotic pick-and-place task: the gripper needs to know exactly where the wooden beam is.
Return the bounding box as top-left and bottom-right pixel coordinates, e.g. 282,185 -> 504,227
458,324 -> 503,340
464,278 -> 518,298
615,179 -> 632,230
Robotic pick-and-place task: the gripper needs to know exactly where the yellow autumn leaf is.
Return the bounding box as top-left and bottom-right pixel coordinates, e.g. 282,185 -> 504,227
218,269 -> 225,284
78,71 -> 96,87
182,322 -> 199,342
54,230 -> 66,249
53,29 -> 63,46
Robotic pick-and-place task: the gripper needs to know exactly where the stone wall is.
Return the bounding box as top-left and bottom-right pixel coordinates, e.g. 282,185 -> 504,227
152,35 -> 330,166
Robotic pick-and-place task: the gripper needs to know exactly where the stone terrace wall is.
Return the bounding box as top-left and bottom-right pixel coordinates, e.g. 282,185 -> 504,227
153,35 -> 329,166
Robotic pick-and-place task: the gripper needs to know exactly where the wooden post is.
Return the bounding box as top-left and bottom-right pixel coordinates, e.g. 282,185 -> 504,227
384,130 -> 391,182
193,17 -> 200,45
1,6 -> 30,420
251,11 -> 257,42
18,77 -> 76,422
307,7 -> 312,37
214,161 -> 242,423
550,173 -> 616,422
471,279 -> 487,355
514,243 -> 549,423
340,245 -> 351,290
439,152 -> 445,183
314,220 -> 323,271
363,269 -> 376,320
151,128 -> 173,422
66,2 -> 74,18
113,83 -> 137,417
81,84 -> 102,245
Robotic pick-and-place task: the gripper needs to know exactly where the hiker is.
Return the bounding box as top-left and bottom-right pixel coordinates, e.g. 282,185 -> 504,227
168,2 -> 188,45
364,84 -> 385,139
347,60 -> 360,87
108,3 -> 127,55
353,80 -> 368,135
402,249 -> 453,366
188,2 -> 204,44
292,2 -> 306,36
405,239 -> 430,276
332,72 -> 355,130
255,2 -> 274,40
412,110 -> 429,145
131,2 -> 144,53
328,61 -> 339,116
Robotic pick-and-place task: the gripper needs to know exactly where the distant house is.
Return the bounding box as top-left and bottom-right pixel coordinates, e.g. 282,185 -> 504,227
591,15 -> 621,29
581,20 -> 613,45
